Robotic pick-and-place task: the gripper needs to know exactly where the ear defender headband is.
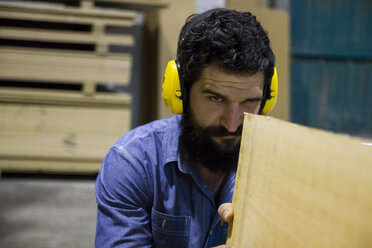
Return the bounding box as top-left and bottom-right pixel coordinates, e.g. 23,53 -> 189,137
162,8 -> 278,115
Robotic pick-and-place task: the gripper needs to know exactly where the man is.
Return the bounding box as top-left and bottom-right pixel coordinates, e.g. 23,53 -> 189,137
95,8 -> 275,247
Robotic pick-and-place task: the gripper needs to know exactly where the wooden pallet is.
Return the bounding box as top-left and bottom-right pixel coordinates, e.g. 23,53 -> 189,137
0,1 -> 139,173
0,1 -> 136,84
0,87 -> 132,174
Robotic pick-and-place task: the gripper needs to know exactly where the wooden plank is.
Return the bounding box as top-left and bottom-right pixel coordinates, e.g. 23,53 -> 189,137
0,104 -> 131,160
95,0 -> 168,7
0,11 -> 136,27
0,47 -> 132,85
81,0 -> 95,9
0,27 -> 135,47
226,0 -> 266,10
92,23 -> 108,55
0,88 -> 132,107
0,157 -> 102,174
227,114 -> 372,247
0,2 -> 138,25
82,82 -> 96,96
0,0 -> 168,10
96,0 -> 168,10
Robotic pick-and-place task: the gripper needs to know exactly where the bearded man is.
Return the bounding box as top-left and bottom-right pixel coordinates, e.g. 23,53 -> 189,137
95,8 -> 275,248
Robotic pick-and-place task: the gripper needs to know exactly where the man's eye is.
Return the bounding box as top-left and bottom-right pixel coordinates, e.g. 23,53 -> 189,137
209,96 -> 223,103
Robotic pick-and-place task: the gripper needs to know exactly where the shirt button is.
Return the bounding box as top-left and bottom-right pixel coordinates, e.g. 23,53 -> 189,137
209,231 -> 213,236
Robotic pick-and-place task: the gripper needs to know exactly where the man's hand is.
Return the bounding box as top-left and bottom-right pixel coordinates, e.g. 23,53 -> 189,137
212,203 -> 234,248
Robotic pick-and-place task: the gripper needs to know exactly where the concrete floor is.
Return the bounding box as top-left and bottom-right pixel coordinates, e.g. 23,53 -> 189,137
0,175 -> 97,248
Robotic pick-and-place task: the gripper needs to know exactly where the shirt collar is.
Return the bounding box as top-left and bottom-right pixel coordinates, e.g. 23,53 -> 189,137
161,115 -> 191,174
162,115 -> 182,166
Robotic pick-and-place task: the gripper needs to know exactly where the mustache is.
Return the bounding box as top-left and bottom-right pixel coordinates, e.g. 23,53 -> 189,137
202,125 -> 243,137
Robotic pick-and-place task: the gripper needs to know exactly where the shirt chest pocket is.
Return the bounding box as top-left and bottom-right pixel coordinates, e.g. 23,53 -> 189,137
151,208 -> 191,248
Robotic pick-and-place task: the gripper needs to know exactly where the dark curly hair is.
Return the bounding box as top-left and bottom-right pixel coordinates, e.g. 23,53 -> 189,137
177,8 -> 275,110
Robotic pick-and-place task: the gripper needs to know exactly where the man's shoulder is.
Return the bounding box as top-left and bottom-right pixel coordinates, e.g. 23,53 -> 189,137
115,115 -> 182,147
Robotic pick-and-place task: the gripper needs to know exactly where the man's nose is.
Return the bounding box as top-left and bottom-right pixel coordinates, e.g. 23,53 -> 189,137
221,104 -> 244,133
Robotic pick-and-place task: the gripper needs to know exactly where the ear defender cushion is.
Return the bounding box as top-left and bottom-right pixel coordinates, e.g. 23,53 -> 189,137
162,60 -> 184,114
261,67 -> 278,115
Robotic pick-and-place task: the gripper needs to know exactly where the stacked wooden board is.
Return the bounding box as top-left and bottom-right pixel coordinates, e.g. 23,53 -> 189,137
0,0 -> 149,173
227,113 -> 372,247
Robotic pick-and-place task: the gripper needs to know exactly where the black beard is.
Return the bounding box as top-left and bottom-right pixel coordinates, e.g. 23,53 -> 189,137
179,109 -> 242,174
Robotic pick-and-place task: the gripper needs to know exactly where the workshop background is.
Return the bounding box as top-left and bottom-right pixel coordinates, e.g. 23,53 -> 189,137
0,0 -> 371,247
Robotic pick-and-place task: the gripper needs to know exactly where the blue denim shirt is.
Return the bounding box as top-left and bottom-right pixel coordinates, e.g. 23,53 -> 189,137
95,115 -> 236,247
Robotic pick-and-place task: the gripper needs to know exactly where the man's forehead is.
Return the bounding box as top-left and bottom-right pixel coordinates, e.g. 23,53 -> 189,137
199,78 -> 263,89
197,73 -> 265,91
197,64 -> 265,89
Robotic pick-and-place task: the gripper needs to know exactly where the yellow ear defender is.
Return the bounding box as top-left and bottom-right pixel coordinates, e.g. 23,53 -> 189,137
162,60 -> 184,114
261,67 -> 278,115
162,60 -> 278,115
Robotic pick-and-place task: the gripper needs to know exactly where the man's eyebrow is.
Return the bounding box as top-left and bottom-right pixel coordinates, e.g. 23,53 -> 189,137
201,89 -> 225,98
243,96 -> 263,102
202,89 -> 263,102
